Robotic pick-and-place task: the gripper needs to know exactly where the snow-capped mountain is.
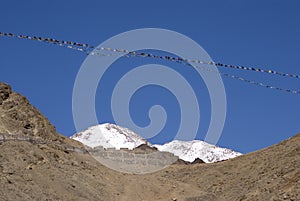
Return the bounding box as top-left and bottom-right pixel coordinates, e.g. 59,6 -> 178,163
70,123 -> 147,150
154,140 -> 242,163
71,123 -> 242,163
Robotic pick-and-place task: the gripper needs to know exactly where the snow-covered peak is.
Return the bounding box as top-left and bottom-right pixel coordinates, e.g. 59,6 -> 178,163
71,123 -> 242,163
154,140 -> 242,163
70,123 -> 147,150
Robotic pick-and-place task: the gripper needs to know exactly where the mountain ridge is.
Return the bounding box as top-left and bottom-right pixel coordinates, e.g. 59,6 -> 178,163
70,123 -> 241,163
0,81 -> 299,201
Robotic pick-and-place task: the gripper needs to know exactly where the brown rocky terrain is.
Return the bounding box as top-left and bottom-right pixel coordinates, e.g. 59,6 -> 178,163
0,81 -> 299,201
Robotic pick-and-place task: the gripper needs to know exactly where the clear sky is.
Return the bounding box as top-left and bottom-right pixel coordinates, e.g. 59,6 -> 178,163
0,0 -> 299,153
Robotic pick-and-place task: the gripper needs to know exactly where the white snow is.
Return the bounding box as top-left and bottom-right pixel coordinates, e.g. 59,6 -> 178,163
70,123 -> 147,150
154,140 -> 242,163
71,123 -> 242,163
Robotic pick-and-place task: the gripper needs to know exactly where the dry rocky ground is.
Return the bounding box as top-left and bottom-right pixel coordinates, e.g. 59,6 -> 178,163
0,82 -> 299,201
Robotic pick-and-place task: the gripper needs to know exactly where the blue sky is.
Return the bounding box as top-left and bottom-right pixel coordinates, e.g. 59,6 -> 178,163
0,0 -> 299,153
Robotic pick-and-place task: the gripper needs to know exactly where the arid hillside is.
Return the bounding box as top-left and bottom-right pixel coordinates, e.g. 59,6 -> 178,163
0,82 -> 299,201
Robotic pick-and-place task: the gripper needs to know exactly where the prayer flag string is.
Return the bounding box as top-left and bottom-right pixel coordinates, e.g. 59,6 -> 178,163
1,31 -> 299,78
1,31 -> 299,94
88,50 -> 300,94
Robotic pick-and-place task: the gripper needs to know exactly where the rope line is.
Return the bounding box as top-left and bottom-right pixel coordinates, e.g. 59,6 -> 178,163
89,50 -> 300,94
1,31 -> 299,79
1,31 -> 299,94
120,51 -> 300,79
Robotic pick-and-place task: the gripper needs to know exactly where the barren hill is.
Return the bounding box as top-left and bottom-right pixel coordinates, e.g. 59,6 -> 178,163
0,82 -> 82,148
0,82 -> 299,201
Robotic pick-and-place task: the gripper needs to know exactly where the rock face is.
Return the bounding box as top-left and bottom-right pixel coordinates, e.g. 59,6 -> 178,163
0,82 -> 56,139
0,82 -> 81,147
0,82 -> 12,105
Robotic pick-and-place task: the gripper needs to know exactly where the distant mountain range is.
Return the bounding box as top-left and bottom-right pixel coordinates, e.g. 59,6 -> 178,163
70,123 -> 241,163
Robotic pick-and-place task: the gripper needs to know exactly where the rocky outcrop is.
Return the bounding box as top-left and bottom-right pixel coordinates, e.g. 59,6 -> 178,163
0,82 -> 55,138
0,82 -> 82,147
0,82 -> 12,105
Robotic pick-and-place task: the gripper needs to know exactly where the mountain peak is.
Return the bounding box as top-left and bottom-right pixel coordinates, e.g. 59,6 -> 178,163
71,123 -> 241,163
71,123 -> 147,150
154,140 -> 242,163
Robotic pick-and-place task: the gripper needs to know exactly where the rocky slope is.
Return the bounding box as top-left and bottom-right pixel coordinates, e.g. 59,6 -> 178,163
0,82 -> 56,139
0,82 -> 82,147
0,81 -> 299,201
